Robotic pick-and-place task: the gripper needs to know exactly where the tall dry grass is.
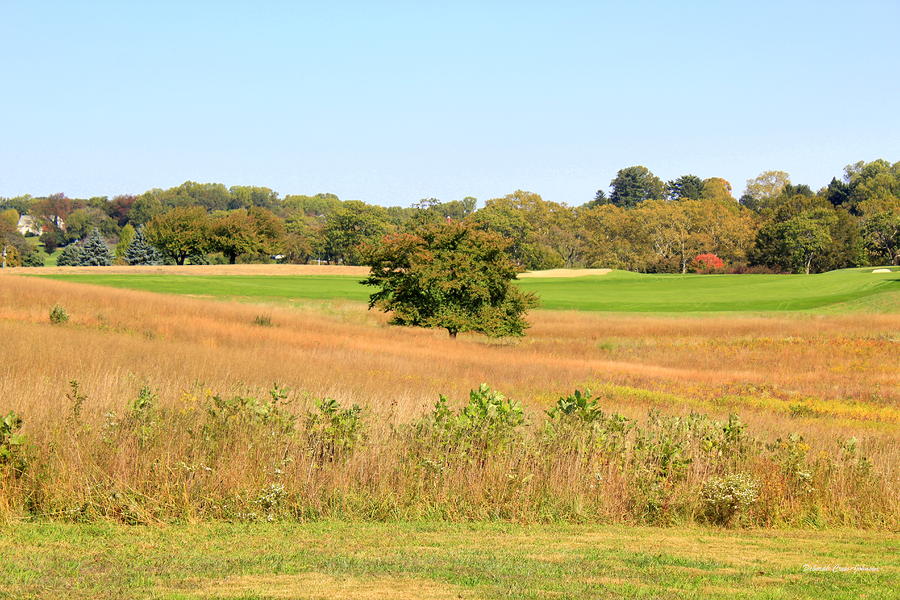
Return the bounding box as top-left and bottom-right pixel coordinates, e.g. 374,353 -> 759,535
0,275 -> 897,527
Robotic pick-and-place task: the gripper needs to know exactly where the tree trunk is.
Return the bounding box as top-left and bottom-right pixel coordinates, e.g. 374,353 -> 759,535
448,330 -> 458,339
1,245 -> 7,269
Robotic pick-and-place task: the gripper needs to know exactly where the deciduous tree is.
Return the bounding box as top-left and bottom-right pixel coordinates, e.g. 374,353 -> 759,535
145,206 -> 209,265
741,171 -> 790,211
362,221 -> 538,338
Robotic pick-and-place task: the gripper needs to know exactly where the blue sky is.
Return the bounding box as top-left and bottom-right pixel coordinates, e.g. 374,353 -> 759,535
2,1 -> 898,206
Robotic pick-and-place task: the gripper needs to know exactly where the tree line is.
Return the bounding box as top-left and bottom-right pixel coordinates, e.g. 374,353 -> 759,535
1,159 -> 897,272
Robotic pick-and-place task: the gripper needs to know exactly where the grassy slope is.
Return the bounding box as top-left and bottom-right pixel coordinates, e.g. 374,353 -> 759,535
34,267 -> 899,312
519,268 -> 899,312
34,273 -> 369,301
1,522 -> 895,600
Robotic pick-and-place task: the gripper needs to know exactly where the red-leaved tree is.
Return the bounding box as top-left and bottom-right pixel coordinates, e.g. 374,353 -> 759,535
691,253 -> 725,273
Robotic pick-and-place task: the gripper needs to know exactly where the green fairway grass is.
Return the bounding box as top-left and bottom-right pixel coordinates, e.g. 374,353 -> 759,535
36,273 -> 369,302
35,267 -> 899,313
1,521 -> 895,599
518,268 -> 899,312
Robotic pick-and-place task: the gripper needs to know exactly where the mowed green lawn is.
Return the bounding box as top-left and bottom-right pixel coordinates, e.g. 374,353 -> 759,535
1,521 -> 895,600
35,267 -> 898,313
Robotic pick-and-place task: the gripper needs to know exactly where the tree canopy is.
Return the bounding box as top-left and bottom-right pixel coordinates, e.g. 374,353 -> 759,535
3,159 -> 897,272
609,166 -> 666,207
362,221 -> 538,338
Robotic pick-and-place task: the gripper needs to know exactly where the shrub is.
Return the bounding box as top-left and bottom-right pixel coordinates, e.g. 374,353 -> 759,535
700,473 -> 759,526
49,304 -> 69,324
204,385 -> 297,440
65,379 -> 87,428
543,389 -> 632,461
546,389 -> 602,423
22,251 -> 45,267
303,397 -> 365,463
417,384 -> 526,462
127,386 -> 158,446
253,314 -> 273,327
690,253 -> 725,274
0,411 -> 27,476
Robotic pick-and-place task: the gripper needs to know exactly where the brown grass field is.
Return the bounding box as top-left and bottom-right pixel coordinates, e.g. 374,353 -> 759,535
0,273 -> 898,527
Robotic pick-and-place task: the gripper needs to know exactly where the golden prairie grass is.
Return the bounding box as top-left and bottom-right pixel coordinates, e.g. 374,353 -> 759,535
0,275 -> 897,527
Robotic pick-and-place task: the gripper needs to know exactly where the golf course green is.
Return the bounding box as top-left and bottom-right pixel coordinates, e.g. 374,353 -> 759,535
34,267 -> 898,313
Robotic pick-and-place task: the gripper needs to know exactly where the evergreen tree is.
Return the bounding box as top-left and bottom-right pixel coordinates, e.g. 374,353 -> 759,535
80,229 -> 114,266
609,166 -> 666,207
125,227 -> 163,265
667,175 -> 706,201
57,242 -> 87,266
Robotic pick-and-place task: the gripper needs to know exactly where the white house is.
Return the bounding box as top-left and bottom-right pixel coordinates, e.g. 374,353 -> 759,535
16,215 -> 42,236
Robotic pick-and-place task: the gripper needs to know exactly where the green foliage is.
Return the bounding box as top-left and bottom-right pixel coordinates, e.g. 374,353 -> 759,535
56,229 -> 113,266
21,250 -> 45,267
203,385 -> 297,440
228,185 -> 280,211
7,159 -> 895,274
124,226 -> 162,265
363,221 -> 538,338
303,398 -> 365,463
209,208 -> 284,264
666,174 -> 706,201
609,165 -> 666,207
741,170 -> 791,211
862,209 -> 899,265
65,208 -> 117,242
115,223 -> 136,258
80,229 -> 114,266
323,200 -> 390,265
0,411 -> 27,476
472,190 -> 578,270
126,386 -> 159,446
755,211 -> 835,273
145,206 -> 209,265
49,304 -> 69,324
414,384 -> 526,462
546,389 -> 603,422
542,389 -> 632,459
56,242 -> 86,266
